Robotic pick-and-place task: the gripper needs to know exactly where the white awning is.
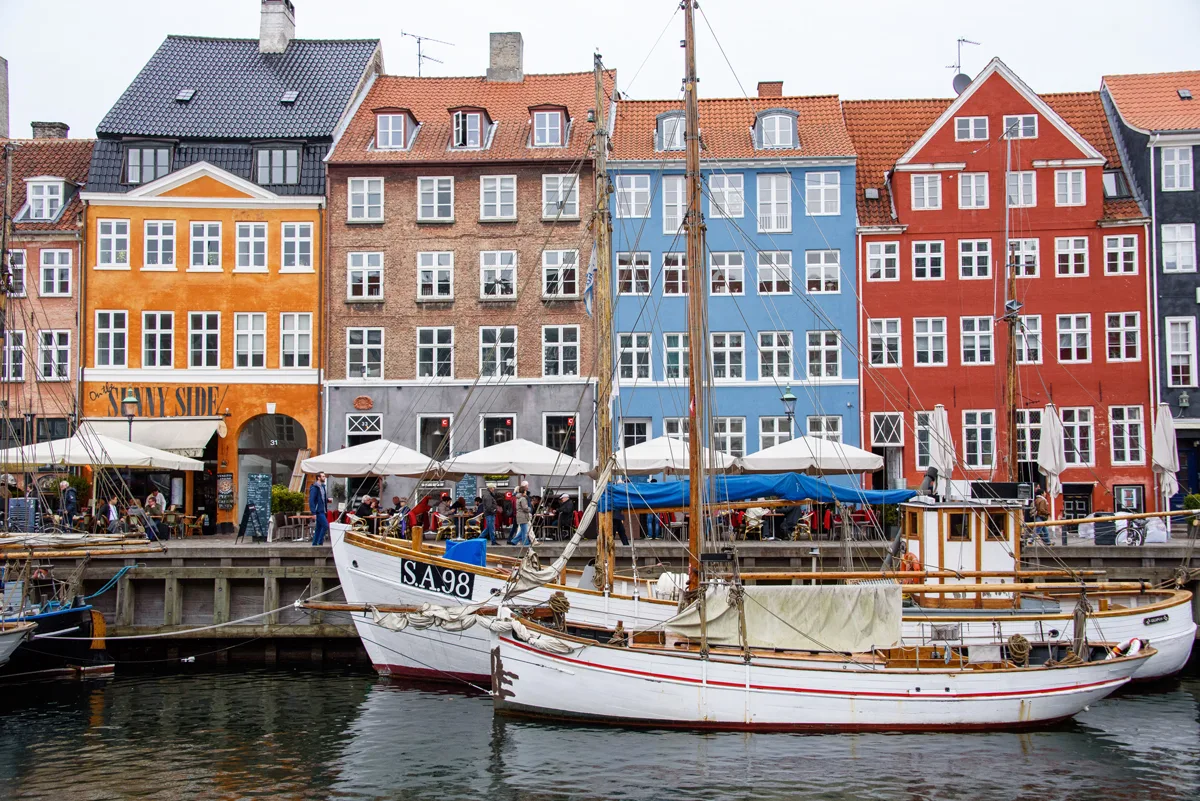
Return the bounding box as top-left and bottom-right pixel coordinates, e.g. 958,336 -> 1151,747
82,418 -> 221,458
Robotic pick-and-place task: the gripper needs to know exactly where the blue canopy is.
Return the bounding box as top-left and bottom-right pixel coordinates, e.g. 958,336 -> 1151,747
599,474 -> 914,512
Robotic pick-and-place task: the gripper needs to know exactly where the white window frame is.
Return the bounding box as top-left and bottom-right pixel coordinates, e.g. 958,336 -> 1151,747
616,252 -> 651,296
912,240 -> 944,280
280,222 -> 313,273
712,417 -> 746,458
664,332 -> 689,381
915,411 -> 933,470
1003,114 -> 1037,139
143,221 -> 176,270
1017,315 -> 1042,365
662,253 -> 687,297
1167,316 -> 1197,387
348,177 -> 384,222
533,110 -> 563,147
417,176 -> 454,222
235,222 -> 268,273
452,110 -> 483,149
807,415 -> 842,443
417,251 -> 454,301
188,312 -> 220,369
621,418 -> 651,449
375,114 -> 407,150
1162,146 -> 1193,192
1105,312 -> 1141,363
758,251 -> 793,295
806,330 -> 841,379
662,174 -> 686,234
960,316 -> 994,366
805,171 -> 840,216
1016,408 -> 1043,463
1055,236 -> 1089,277
868,318 -> 901,367
542,325 -> 579,377
280,312 -> 312,369
804,250 -> 839,293
954,116 -> 988,141
542,174 -> 579,219
958,239 -> 991,280
95,310 -> 128,368
27,181 -> 63,220
758,331 -> 792,381
188,221 -> 221,271
346,327 -> 384,380
759,416 -> 793,450
614,174 -> 650,218
480,326 -> 517,378
416,326 -> 454,379
709,173 -> 744,218
347,252 -> 383,300
870,412 -> 904,447
1055,169 -> 1086,207
1061,407 -> 1094,466
1103,234 -> 1138,275
618,332 -> 651,382
958,173 -> 989,209
1009,238 -> 1040,278
480,175 -> 516,221
1057,313 -> 1092,364
1,331 -> 24,382
1109,406 -> 1145,466
756,174 -> 791,233
1006,171 -> 1036,208
910,174 -> 942,210
141,311 -> 174,369
760,114 -> 794,148
97,219 -> 131,268
233,312 -> 266,369
710,332 -> 745,381
1163,224 -> 1197,273
480,251 -> 517,299
659,115 -> 685,151
866,241 -> 899,281
6,249 -> 26,297
914,317 -> 947,367
36,329 -> 70,382
962,409 -> 996,469
38,249 -> 71,297
542,250 -> 579,298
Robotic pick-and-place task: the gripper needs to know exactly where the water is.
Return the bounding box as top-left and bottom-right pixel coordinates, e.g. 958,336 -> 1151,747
1,669 -> 1198,801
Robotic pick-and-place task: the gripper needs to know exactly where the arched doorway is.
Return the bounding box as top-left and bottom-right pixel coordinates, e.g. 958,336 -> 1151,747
237,414 -> 308,518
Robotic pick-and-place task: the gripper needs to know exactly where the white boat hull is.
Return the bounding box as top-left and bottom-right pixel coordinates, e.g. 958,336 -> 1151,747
0,622 -> 34,667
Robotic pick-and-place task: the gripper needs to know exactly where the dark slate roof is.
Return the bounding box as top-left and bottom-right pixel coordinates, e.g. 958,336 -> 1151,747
85,139 -> 330,195
96,36 -> 379,139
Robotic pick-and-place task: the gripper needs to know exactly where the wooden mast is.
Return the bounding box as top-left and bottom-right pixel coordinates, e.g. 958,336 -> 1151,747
1004,131 -> 1019,482
593,53 -> 616,591
682,0 -> 707,592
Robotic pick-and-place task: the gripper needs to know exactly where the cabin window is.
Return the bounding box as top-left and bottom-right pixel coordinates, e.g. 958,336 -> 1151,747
985,512 -> 1007,541
947,512 -> 969,541
905,510 -> 921,540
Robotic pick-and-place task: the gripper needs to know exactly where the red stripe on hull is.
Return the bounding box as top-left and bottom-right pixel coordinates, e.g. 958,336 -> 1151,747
374,662 -> 490,685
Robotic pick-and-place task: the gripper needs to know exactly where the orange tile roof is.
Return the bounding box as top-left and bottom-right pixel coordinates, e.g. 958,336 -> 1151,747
610,95 -> 854,161
0,138 -> 96,232
329,71 -> 613,164
1103,70 -> 1200,132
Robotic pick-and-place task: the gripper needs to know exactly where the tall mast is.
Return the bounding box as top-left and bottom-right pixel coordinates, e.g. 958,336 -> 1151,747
592,53 -> 616,592
1003,131 -> 1019,482
682,0 -> 707,592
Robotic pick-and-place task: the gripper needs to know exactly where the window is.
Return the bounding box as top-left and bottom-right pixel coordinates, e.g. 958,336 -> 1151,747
1002,114 -> 1037,139
760,416 -> 792,449
960,317 -> 994,365
482,415 -> 515,447
758,251 -> 793,294
804,250 -> 839,293
805,172 -> 840,215
760,114 -> 794,148
914,317 -> 947,366
189,313 -> 219,368
1167,317 -> 1196,387
418,416 -> 453,459
417,327 -> 453,378
37,330 -> 69,381
347,328 -> 383,379
7,250 -> 25,296
664,333 -> 689,380
39,250 -> 70,296
126,146 -> 170,184
542,250 -> 578,298
712,418 -> 746,457
959,173 -> 988,209
480,326 -> 517,377
144,221 -> 175,268
915,411 -> 933,469
912,241 -> 944,280
1055,170 -> 1085,206
1104,235 -> 1138,275
280,313 -> 311,368
1057,314 -> 1091,363
95,311 -> 127,368
533,110 -> 563,147
376,114 -> 407,149
959,239 -> 991,279
663,253 -> 687,296
615,175 -> 650,218
867,241 -> 899,281
235,223 -> 267,271
1110,406 -> 1144,465
480,251 -> 516,298
417,251 -> 454,300
189,222 -> 221,270
659,114 -> 685,150
758,331 -> 792,380
1106,312 -> 1140,362
663,175 -> 687,234
963,410 -> 995,468
142,312 -> 173,368
616,252 -> 650,295
234,313 -> 266,368
808,415 -> 841,443
348,178 -> 384,221
27,181 -> 63,220
1017,315 -> 1042,364
98,219 -> 130,267
453,111 -> 483,148
621,419 -> 650,448
868,318 -> 901,367
618,332 -> 651,380
955,116 -> 988,141
256,148 -> 299,185
806,330 -> 841,378
2,331 -> 23,382
1162,146 -> 1193,191
480,175 -> 516,220
418,177 -> 454,221
711,332 -> 744,380
542,174 -> 579,218
1061,407 -> 1093,465
281,222 -> 312,272
1163,224 -> 1196,273
1016,408 -> 1042,462
665,419 -> 690,439
545,415 -> 578,457
1009,238 -> 1039,277
709,173 -> 744,218
1055,237 -> 1088,276
871,412 -> 904,447
757,174 -> 791,232
910,174 -> 941,210
347,252 -> 383,299
542,326 -> 579,377
1006,171 -> 1036,207
1103,170 -> 1131,198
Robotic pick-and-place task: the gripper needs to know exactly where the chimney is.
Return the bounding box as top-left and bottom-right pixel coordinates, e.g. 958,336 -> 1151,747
259,0 -> 296,54
31,121 -> 69,139
486,32 -> 524,83
0,56 -> 8,139
757,81 -> 784,99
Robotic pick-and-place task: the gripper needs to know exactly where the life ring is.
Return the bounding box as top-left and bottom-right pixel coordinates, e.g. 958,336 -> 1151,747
898,551 -> 922,584
32,568 -> 49,580
1109,638 -> 1144,658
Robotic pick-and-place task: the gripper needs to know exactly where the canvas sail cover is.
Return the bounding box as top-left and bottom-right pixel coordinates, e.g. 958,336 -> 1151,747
665,584 -> 902,653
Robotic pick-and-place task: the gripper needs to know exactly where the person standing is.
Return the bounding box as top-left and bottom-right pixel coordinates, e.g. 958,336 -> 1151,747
509,486 -> 533,546
556,492 -> 576,539
1033,488 -> 1051,545
58,480 -> 78,527
480,485 -> 499,544
309,473 -> 330,546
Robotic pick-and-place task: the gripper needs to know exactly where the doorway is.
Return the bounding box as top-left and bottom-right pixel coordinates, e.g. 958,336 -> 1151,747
237,414 -> 308,519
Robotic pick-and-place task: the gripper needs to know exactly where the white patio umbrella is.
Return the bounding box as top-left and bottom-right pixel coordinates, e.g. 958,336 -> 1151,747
1037,404 -> 1066,514
740,435 -> 882,475
301,438 -> 442,478
0,432 -> 202,471
443,438 -> 590,477
1152,402 -> 1180,508
612,435 -> 738,475
928,404 -> 957,497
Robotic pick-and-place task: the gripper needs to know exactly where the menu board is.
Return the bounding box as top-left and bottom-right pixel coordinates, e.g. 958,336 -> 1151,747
243,473 -> 272,540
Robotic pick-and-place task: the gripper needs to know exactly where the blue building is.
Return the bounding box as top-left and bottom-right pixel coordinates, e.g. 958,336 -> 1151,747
606,84 -> 860,457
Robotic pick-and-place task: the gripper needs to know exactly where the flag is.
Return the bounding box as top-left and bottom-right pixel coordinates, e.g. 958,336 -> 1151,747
583,242 -> 599,317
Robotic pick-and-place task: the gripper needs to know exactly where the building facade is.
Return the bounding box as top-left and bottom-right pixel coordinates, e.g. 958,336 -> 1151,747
607,83 -> 860,458
79,1 -> 380,531
324,33 -> 602,503
848,59 -> 1155,515
1102,71 -> 1200,496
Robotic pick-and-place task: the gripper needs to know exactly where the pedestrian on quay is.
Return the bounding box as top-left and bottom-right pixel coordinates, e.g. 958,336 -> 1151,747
309,472 -> 330,546
509,486 -> 533,546
1033,488 -> 1051,545
480,484 -> 499,544
58,480 -> 78,526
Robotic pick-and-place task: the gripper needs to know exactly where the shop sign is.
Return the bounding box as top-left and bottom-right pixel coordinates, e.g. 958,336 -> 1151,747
217,472 -> 235,510
88,383 -> 231,418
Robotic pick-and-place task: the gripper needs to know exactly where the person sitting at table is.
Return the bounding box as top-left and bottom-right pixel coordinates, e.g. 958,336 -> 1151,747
98,494 -> 122,534
145,495 -> 160,515
389,495 -> 404,515
451,496 -> 468,538
556,493 -> 576,539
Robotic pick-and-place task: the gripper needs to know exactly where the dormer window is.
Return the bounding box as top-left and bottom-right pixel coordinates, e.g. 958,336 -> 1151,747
659,114 -> 685,151
533,110 -> 564,147
27,181 -> 63,220
125,145 -> 172,185
376,113 -> 409,150
755,111 -> 797,150
453,111 -> 483,148
256,147 -> 300,185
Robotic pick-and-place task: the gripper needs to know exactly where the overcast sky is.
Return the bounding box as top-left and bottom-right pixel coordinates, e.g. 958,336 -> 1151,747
2,0 -> 1197,139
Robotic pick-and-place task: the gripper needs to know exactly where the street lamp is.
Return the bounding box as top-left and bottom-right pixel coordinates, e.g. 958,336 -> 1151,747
780,385 -> 797,436
121,390 -> 139,441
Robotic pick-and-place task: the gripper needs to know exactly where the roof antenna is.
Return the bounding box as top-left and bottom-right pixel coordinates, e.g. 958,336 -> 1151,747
400,31 -> 455,77
947,37 -> 980,95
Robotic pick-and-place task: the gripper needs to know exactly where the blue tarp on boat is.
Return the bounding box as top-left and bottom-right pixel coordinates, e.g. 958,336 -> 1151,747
599,474 -> 915,512
443,538 -> 488,567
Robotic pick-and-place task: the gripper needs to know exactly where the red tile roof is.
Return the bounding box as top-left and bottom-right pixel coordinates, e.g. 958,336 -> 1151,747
1103,70 -> 1200,132
329,71 -> 613,164
0,138 -> 95,232
1042,91 -> 1123,168
610,95 -> 854,161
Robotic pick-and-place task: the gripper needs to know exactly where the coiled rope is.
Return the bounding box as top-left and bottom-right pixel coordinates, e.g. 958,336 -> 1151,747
1007,633 -> 1031,667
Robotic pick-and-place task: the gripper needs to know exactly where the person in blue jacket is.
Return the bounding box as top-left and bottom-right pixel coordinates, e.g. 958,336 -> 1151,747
309,472 -> 330,546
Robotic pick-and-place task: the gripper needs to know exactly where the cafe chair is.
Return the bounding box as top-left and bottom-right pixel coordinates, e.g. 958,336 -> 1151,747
162,511 -> 180,539
184,514 -> 207,538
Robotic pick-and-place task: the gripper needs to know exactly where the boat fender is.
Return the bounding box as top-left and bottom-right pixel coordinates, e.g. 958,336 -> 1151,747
32,568 -> 49,580
899,552 -> 922,584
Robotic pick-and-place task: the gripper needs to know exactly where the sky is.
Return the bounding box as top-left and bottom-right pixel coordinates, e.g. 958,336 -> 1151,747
1,0 -> 1197,139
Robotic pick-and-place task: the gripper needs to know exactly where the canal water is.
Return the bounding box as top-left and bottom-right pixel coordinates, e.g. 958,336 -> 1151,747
1,669 -> 1198,800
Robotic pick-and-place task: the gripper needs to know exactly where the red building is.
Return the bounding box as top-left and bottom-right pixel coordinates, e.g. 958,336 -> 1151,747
846,58 -> 1155,516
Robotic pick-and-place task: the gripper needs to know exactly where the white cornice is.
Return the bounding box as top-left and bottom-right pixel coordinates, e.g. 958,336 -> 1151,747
893,162 -> 966,172
1031,158 -> 1106,168
84,368 -> 320,385
607,156 -> 855,169
80,161 -> 323,209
